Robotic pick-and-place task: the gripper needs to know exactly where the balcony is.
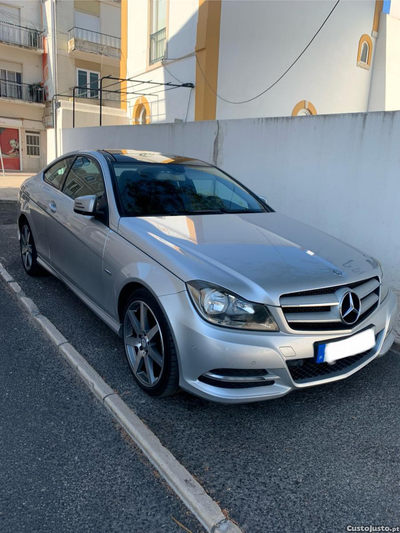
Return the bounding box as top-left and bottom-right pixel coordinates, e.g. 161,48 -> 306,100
0,21 -> 44,52
150,28 -> 166,64
68,27 -> 121,66
0,81 -> 45,104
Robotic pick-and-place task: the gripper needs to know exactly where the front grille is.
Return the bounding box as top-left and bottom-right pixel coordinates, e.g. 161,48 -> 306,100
198,368 -> 275,389
280,277 -> 380,332
287,350 -> 371,383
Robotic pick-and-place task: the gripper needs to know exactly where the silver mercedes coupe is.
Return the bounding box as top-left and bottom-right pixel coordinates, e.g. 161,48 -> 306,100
17,150 -> 398,403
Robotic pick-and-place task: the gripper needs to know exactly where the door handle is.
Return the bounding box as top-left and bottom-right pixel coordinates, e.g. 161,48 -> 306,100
49,201 -> 57,213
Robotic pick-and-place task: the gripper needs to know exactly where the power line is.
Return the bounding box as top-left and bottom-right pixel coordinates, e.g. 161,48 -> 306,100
161,61 -> 185,84
193,0 -> 341,105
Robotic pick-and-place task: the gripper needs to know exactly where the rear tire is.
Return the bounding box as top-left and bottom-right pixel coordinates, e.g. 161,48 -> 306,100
122,288 -> 180,397
19,221 -> 43,276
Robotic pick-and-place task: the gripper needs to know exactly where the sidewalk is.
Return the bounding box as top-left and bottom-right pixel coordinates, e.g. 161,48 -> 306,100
0,272 -> 204,533
0,172 -> 32,201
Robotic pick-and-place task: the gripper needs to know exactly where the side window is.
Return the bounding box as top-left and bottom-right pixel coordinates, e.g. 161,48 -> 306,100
44,157 -> 74,190
62,156 -> 105,200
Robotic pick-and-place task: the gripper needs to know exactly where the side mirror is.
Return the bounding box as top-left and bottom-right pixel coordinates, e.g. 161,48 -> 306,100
259,196 -> 268,204
73,195 -> 97,216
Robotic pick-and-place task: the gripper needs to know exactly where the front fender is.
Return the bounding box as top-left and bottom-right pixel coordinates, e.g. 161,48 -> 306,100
102,230 -> 185,322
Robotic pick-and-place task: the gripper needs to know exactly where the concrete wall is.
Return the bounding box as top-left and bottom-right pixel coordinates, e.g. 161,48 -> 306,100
58,112 -> 400,300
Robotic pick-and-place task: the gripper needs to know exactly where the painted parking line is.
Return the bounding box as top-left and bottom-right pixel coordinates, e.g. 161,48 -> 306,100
0,261 -> 241,533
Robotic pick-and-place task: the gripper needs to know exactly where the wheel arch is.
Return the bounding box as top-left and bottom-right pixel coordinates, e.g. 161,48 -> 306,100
116,279 -> 183,371
18,213 -> 29,229
117,281 -> 148,322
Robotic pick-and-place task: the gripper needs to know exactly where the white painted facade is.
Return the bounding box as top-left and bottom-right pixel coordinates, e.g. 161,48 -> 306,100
123,0 -> 198,123
369,11 -> 400,110
217,0 -> 377,118
123,0 -> 400,124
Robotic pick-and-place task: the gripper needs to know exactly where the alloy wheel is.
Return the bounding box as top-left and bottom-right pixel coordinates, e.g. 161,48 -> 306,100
21,225 -> 33,271
124,300 -> 165,387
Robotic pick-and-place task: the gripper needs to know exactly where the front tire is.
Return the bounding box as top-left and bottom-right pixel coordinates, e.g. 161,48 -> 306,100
19,221 -> 42,276
123,288 -> 179,397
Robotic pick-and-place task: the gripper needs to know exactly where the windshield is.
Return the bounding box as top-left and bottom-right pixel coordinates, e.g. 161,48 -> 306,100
111,163 -> 268,217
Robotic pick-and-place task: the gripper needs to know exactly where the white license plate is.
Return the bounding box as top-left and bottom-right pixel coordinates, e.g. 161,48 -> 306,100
316,328 -> 376,364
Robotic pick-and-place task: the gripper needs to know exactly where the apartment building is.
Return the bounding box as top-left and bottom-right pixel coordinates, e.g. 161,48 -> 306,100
0,0 -> 45,172
0,0 -> 126,172
43,0 -> 127,132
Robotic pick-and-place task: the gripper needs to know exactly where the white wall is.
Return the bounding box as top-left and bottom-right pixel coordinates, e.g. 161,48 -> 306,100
218,0 -> 377,119
59,112 -> 400,298
125,0 -> 197,123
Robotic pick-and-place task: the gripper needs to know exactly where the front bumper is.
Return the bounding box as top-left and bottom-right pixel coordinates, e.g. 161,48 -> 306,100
159,289 -> 398,404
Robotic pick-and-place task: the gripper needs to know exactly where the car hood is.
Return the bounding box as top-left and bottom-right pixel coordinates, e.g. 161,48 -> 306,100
118,213 -> 380,306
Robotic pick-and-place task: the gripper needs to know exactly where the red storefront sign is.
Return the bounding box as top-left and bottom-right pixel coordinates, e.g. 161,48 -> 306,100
0,128 -> 20,171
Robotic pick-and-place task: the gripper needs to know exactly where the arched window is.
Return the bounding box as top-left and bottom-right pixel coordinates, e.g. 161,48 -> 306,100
360,42 -> 369,64
291,100 -> 317,117
297,108 -> 312,116
132,96 -> 151,125
357,35 -> 373,69
138,106 -> 147,125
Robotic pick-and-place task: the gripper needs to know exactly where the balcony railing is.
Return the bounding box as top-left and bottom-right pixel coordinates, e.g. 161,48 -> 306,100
68,27 -> 121,49
0,21 -> 43,50
0,80 -> 44,103
150,27 -> 166,64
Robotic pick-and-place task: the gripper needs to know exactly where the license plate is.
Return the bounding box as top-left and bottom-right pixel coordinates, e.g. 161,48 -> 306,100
315,328 -> 376,364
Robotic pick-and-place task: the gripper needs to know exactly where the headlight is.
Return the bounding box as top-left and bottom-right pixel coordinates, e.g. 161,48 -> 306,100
187,281 -> 279,331
374,258 -> 389,302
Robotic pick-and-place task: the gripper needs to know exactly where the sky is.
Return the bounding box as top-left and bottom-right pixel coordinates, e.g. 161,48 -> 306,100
383,0 -> 391,14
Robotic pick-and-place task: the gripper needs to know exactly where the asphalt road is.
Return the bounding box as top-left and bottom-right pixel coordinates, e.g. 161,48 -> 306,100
1,201 -> 400,532
0,204 -> 204,532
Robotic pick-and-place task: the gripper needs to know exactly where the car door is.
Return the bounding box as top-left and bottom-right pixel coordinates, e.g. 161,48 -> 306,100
43,155 -> 110,309
31,156 -> 75,263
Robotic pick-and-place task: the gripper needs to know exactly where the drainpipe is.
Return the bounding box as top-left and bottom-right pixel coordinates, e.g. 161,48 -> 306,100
51,0 -> 58,97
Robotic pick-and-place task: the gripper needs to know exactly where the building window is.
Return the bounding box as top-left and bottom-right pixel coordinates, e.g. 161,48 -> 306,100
0,69 -> 22,99
291,100 -> 317,117
357,34 -> 373,69
360,42 -> 369,63
139,106 -> 147,124
77,69 -> 100,98
26,132 -> 40,157
133,96 -> 151,125
149,0 -> 166,64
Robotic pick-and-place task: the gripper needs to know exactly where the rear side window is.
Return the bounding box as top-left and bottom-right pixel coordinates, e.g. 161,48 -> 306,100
62,156 -> 105,200
44,157 -> 75,190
